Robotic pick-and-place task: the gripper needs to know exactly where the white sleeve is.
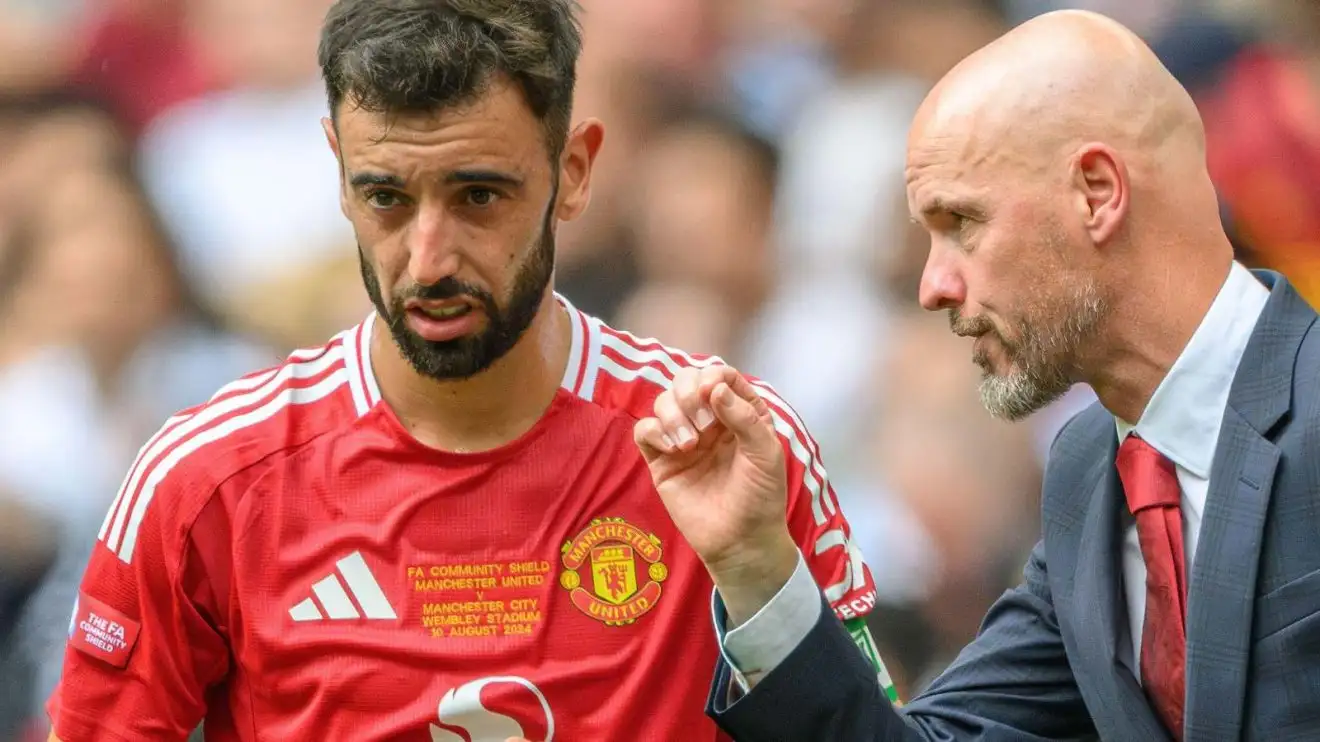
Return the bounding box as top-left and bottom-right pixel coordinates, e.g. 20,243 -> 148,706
712,550 -> 823,691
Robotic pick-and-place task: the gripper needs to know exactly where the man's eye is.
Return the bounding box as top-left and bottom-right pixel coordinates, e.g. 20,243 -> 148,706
466,188 -> 499,207
952,214 -> 978,247
366,190 -> 403,209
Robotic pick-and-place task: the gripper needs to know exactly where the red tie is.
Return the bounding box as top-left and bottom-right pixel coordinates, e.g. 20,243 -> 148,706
1116,434 -> 1187,740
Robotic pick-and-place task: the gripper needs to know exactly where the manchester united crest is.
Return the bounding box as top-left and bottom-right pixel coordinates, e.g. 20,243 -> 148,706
559,517 -> 668,626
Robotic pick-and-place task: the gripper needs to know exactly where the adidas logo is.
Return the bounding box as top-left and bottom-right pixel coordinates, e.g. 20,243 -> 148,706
289,551 -> 398,622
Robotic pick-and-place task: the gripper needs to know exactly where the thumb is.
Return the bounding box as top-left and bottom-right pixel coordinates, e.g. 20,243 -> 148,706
711,382 -> 777,455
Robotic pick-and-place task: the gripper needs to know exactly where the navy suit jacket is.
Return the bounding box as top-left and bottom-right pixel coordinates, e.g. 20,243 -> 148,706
708,271 -> 1320,741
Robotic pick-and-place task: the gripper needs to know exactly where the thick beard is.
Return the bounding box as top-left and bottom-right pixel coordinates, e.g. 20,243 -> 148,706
359,204 -> 556,381
971,280 -> 1107,422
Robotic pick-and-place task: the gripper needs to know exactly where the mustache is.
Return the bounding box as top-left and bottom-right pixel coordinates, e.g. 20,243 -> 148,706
948,309 -> 996,338
396,277 -> 494,306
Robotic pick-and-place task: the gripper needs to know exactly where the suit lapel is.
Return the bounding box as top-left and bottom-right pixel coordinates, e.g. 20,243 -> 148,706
1183,271 -> 1312,741
1183,411 -> 1278,741
1073,433 -> 1171,741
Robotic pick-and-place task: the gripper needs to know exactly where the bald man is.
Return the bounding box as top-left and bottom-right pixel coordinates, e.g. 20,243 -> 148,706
629,10 -> 1320,742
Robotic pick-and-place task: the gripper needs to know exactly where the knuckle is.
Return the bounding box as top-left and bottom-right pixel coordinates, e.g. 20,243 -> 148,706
656,396 -> 685,424
677,385 -> 702,411
636,420 -> 668,449
701,365 -> 729,387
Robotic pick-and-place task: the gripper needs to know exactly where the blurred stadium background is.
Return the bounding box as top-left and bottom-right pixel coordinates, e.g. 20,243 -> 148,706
0,0 -> 1316,736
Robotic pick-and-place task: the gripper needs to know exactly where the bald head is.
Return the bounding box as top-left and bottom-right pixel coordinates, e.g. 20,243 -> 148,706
913,10 -> 1204,185
906,9 -> 1226,272
905,10 -> 1236,424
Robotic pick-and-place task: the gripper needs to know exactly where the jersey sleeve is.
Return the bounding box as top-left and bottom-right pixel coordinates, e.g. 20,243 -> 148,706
754,381 -> 878,623
48,470 -> 230,741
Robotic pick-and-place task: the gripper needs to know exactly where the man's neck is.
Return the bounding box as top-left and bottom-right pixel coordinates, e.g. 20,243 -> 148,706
371,292 -> 572,452
1083,256 -> 1232,425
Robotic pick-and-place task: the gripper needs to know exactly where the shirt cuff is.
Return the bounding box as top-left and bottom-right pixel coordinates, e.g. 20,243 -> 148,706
711,550 -> 823,691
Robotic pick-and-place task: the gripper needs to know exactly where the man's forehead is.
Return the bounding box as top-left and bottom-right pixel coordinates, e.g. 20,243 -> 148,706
336,105 -> 525,146
336,108 -> 545,177
906,106 -> 1011,194
334,80 -> 545,153
904,150 -> 993,223
905,133 -> 964,192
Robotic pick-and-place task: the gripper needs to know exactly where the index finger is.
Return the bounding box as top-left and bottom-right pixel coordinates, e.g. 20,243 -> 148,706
705,367 -> 772,422
694,364 -> 743,402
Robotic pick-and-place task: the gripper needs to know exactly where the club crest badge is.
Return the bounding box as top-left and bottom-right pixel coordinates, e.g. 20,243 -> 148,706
559,517 -> 667,626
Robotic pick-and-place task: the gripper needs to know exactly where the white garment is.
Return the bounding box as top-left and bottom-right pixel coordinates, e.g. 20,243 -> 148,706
1114,260 -> 1268,678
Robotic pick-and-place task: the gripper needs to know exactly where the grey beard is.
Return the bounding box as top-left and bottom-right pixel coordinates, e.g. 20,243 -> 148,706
977,283 -> 1107,422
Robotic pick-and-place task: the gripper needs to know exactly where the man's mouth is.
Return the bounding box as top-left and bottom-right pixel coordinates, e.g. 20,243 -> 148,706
415,304 -> 472,319
406,298 -> 476,320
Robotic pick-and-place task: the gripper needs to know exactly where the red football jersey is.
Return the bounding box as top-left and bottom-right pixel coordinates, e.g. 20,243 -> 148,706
49,297 -> 878,742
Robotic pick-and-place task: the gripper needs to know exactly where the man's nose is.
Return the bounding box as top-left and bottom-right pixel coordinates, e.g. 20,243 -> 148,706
918,247 -> 967,312
406,206 -> 462,286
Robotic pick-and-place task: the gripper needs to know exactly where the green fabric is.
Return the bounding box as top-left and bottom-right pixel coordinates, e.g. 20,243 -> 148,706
844,617 -> 901,705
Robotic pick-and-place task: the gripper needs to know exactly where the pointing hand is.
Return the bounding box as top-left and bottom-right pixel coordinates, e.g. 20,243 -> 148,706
633,365 -> 798,624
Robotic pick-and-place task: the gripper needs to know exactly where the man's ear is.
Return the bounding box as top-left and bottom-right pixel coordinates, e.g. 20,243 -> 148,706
323,116 -> 350,220
1072,142 -> 1128,246
555,118 -> 605,222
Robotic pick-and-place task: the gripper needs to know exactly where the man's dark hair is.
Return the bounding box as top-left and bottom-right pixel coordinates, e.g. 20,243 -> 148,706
318,0 -> 583,156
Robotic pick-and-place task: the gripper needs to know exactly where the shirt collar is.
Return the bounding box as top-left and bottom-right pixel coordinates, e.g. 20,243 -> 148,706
1114,262 -> 1270,477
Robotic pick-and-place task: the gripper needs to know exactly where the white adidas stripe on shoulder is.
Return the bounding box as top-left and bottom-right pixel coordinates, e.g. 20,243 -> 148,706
343,314 -> 383,414
559,298 -> 585,392
100,340 -> 351,564
204,343 -> 331,404
340,323 -> 372,417
99,342 -> 344,549
599,328 -> 724,369
555,295 -> 602,401
747,377 -> 838,522
578,314 -> 603,401
108,343 -> 337,495
597,330 -> 838,528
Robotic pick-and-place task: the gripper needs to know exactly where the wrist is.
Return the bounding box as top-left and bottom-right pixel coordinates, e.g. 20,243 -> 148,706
708,531 -> 800,628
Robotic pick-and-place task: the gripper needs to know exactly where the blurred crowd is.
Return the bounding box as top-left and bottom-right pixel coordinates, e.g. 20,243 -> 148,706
1,0 -> 1318,735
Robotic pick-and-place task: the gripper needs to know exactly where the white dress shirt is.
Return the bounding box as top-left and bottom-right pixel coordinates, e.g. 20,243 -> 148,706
1113,260 -> 1268,677
718,261 -> 1270,690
